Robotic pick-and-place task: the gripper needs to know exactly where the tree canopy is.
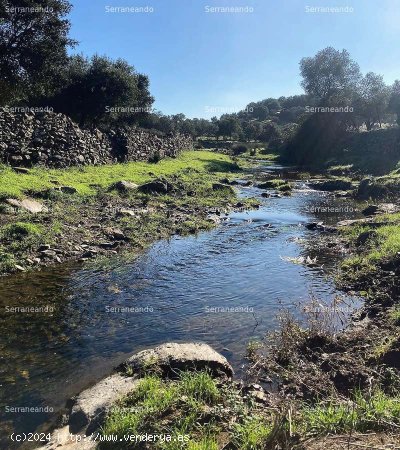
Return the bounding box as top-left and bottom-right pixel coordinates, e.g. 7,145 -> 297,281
44,55 -> 154,129
0,0 -> 75,104
300,47 -> 361,106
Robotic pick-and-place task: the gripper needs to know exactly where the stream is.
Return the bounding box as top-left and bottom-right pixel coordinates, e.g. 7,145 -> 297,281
0,163 -> 365,448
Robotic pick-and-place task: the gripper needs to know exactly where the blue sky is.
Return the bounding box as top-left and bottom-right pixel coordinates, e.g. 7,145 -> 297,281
69,0 -> 400,118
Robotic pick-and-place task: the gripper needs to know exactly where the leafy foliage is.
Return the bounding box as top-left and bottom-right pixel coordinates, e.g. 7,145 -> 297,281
0,0 -> 75,104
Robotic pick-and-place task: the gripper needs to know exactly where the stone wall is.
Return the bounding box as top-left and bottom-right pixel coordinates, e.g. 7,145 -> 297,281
0,109 -> 193,168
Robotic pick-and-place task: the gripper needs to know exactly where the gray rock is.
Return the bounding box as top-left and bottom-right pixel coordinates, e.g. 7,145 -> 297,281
310,179 -> 353,192
116,208 -> 136,217
121,342 -> 234,378
139,179 -> 171,195
212,183 -> 234,193
35,426 -> 96,450
5,198 -> 48,213
362,204 -> 379,216
105,227 -> 126,241
362,203 -> 399,216
69,373 -> 140,434
0,109 -> 193,169
98,242 -> 120,249
111,180 -> 139,193
40,250 -> 57,257
356,230 -> 376,246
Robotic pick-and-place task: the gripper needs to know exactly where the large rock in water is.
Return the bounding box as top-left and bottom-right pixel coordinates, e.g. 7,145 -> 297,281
121,342 -> 234,378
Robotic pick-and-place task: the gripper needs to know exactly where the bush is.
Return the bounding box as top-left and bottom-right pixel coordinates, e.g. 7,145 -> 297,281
231,144 -> 248,155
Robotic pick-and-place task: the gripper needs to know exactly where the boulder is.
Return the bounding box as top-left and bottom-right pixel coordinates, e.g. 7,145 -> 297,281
104,227 -> 126,241
362,204 -> 379,216
111,180 -> 139,193
69,373 -> 140,434
5,198 -> 48,213
139,179 -> 171,195
116,208 -> 136,217
305,222 -> 337,233
362,203 -> 399,216
309,179 -> 353,192
31,342 -> 232,449
356,230 -> 376,246
212,183 -> 234,193
36,426 -> 96,450
121,342 -> 233,378
257,181 -> 276,189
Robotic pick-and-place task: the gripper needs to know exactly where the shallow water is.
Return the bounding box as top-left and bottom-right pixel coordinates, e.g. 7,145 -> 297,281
0,165 -> 365,448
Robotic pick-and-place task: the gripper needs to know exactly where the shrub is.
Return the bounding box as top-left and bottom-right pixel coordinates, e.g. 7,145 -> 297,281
232,144 -> 248,155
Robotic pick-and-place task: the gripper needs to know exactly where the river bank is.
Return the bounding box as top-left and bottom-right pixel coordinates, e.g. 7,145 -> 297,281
0,151 -> 258,276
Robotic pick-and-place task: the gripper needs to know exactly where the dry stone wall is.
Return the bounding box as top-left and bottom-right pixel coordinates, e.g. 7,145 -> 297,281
0,109 -> 193,168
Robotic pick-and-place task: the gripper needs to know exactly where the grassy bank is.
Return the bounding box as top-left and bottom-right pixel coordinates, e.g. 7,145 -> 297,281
0,151 -> 240,198
97,369 -> 400,449
356,170 -> 400,200
339,212 -> 400,295
0,151 -> 257,275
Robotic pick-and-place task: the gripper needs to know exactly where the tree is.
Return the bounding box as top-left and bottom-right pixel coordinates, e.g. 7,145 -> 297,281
300,47 -> 361,105
356,72 -> 390,130
46,55 -> 154,129
217,115 -> 241,139
258,122 -> 282,145
244,102 -> 269,120
0,0 -> 75,104
262,98 -> 281,113
389,80 -> 400,126
242,121 -> 262,141
279,106 -> 305,124
279,94 -> 312,108
180,119 -> 196,136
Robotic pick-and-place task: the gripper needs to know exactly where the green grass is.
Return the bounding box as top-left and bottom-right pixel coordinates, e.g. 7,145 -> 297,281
1,221 -> 44,238
178,370 -> 220,404
231,417 -> 272,450
372,335 -> 398,359
340,213 -> 400,283
242,148 -> 280,161
0,151 -> 239,198
187,438 -> 219,450
357,174 -> 400,200
342,220 -> 400,263
389,306 -> 400,325
99,371 -> 400,449
0,151 -> 253,274
299,390 -> 400,435
100,371 -> 274,450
